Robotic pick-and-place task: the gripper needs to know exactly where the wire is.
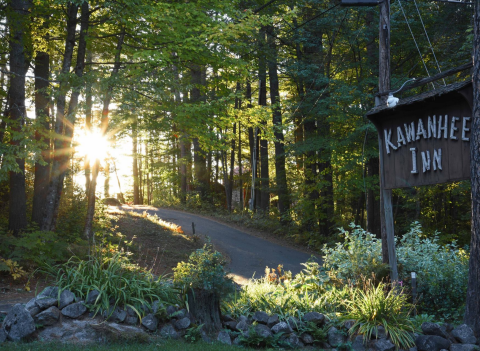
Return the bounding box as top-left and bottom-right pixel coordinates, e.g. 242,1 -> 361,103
413,0 -> 446,86
397,0 -> 435,89
289,4 -> 340,32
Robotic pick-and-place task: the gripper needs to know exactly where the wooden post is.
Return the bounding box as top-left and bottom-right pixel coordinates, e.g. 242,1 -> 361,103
378,0 -> 398,281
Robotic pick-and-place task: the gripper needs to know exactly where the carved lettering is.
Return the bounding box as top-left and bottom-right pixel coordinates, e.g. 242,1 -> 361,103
404,122 -> 416,143
421,150 -> 431,173
410,148 -> 418,174
462,117 -> 471,141
397,126 -> 406,147
433,148 -> 442,171
438,115 -> 448,139
416,118 -> 427,140
427,115 -> 436,139
384,128 -> 397,154
450,116 -> 459,140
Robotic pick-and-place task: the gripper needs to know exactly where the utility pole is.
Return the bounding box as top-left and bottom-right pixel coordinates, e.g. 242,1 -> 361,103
464,0 -> 480,335
377,0 -> 398,281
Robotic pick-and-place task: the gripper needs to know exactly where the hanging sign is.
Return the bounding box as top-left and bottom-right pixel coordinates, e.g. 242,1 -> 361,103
366,81 -> 472,189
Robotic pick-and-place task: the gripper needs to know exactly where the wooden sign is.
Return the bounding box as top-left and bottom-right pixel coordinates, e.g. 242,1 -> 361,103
367,81 -> 472,189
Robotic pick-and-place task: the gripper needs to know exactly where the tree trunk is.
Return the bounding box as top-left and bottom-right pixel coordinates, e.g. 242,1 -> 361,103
267,27 -> 289,222
7,0 -> 32,234
32,51 -> 51,226
464,0 -> 480,334
42,3 -> 78,231
187,288 -> 222,333
133,118 -> 140,204
228,123 -> 236,212
258,27 -> 269,213
85,50 -> 93,193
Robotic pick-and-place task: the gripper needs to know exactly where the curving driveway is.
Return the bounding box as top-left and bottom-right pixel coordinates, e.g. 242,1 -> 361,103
123,206 -> 316,284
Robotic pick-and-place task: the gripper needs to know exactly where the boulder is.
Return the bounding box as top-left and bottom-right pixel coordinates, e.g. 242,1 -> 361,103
268,314 -> 280,328
224,321 -> 239,331
222,315 -> 235,322
36,297 -> 58,310
285,333 -> 301,348
301,333 -> 314,344
61,301 -> 87,319
175,316 -> 191,330
217,330 -> 232,345
421,323 -> 449,339
287,316 -> 301,331
25,298 -> 41,317
303,312 -> 325,326
344,319 -> 356,330
253,311 -> 269,325
271,321 -> 293,334
37,286 -> 58,299
124,315 -> 138,325
34,306 -> 60,326
85,290 -> 100,305
141,314 -> 158,332
415,335 -> 451,351
328,327 -> 347,347
352,335 -> 367,351
375,338 -> 396,351
176,308 -> 188,319
58,289 -> 76,309
452,325 -> 477,345
236,320 -> 249,332
373,326 -> 387,339
152,300 -> 163,314
105,306 -> 127,323
450,345 -> 479,351
0,328 -> 6,343
255,324 -> 273,338
166,305 -> 177,317
160,324 -> 180,340
2,304 -> 36,341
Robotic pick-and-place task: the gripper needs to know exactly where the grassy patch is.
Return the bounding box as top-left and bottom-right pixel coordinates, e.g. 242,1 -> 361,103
6,340 -> 264,351
106,208 -> 203,276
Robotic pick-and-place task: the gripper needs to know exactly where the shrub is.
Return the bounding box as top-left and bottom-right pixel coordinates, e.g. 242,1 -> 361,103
344,280 -> 415,349
173,243 -> 232,294
41,249 -> 178,317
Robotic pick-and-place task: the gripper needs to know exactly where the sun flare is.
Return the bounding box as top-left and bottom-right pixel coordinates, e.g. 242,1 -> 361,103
76,130 -> 110,163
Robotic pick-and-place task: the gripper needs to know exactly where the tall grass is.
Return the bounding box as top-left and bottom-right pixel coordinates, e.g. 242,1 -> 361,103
41,250 -> 179,317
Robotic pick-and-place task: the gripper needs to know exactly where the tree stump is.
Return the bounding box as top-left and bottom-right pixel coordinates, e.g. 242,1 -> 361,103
186,288 -> 222,333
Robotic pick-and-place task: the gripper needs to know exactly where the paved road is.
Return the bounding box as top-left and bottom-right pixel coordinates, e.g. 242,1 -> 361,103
124,206 -> 315,284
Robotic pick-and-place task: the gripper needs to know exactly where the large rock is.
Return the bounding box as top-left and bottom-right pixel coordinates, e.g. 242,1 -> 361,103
301,333 -> 314,345
253,311 -> 269,325
125,306 -> 138,325
105,306 -> 127,323
375,338 -> 396,351
452,325 -> 477,344
0,328 -> 6,343
328,326 -> 347,347
224,321 -> 239,331
255,324 -> 272,338
421,323 -> 449,339
2,304 -> 36,341
141,314 -> 158,331
236,319 -> 249,332
285,333 -> 302,348
175,316 -> 191,330
61,301 -> 87,319
160,324 -> 180,340
36,297 -> 58,310
37,319 -> 149,344
415,335 -> 451,351
373,326 -> 387,339
25,298 -> 41,317
271,321 -> 292,334
303,312 -> 325,326
450,344 -> 479,351
267,314 -> 280,328
352,335 -> 367,351
37,286 -> 58,299
217,330 -> 232,345
85,290 -> 100,305
34,306 -> 60,326
58,289 -> 76,309
166,305 -> 177,317
287,316 -> 301,331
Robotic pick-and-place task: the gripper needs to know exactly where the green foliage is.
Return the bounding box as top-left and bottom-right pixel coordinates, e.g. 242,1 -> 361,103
344,281 -> 415,349
40,249 -> 179,318
410,314 -> 435,333
173,243 -> 232,293
297,321 -> 329,344
237,326 -> 285,349
322,222 -> 469,321
184,323 -> 205,343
